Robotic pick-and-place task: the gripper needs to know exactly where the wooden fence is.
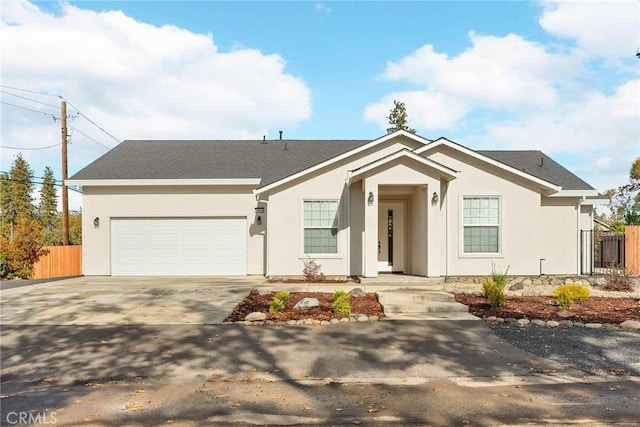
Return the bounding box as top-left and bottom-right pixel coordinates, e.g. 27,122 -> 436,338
626,225 -> 640,275
31,245 -> 82,280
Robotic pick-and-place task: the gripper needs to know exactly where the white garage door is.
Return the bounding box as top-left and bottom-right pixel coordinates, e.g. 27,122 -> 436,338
111,218 -> 246,276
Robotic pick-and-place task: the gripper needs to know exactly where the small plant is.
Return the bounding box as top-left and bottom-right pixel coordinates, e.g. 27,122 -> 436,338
601,265 -> 636,292
331,290 -> 351,314
269,290 -> 290,315
482,278 -> 506,308
553,284 -> 590,309
302,258 -> 325,282
482,264 -> 509,308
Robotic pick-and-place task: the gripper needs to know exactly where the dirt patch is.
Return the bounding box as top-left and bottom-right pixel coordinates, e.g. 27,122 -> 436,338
224,289 -> 384,322
455,294 -> 640,323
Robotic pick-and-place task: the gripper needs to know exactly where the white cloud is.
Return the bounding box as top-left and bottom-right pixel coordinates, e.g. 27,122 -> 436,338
1,0 -> 312,210
364,2 -> 639,193
539,0 -> 640,61
365,32 -> 581,132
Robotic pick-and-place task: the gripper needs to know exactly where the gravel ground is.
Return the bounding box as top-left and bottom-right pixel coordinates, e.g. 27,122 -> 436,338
488,323 -> 640,376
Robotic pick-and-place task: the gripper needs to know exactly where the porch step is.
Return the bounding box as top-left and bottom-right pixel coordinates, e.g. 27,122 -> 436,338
377,290 -> 470,315
360,275 -> 445,288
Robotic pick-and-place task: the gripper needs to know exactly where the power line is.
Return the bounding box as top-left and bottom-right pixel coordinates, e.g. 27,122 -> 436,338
0,172 -> 62,183
67,124 -> 113,150
0,85 -> 61,98
1,101 -> 58,121
0,90 -> 61,109
62,98 -> 121,144
0,177 -> 82,193
0,143 -> 62,151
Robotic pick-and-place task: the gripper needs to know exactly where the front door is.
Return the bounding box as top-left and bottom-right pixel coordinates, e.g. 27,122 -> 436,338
378,202 -> 405,273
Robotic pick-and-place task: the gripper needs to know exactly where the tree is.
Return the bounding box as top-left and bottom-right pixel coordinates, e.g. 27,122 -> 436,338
602,157 -> 640,227
1,153 -> 36,237
0,155 -> 46,279
37,167 -> 61,246
386,100 -> 416,134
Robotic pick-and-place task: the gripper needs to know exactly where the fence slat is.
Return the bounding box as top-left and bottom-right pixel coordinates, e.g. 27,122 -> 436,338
626,226 -> 640,275
31,246 -> 82,279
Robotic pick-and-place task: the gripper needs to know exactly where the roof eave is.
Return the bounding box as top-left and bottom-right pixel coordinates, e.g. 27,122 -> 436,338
66,178 -> 262,187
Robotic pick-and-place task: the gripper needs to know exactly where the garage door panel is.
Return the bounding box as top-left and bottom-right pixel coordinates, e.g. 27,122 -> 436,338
111,218 -> 246,276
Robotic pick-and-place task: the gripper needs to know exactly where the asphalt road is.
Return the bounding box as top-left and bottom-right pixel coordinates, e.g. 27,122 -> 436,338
2,321 -> 639,426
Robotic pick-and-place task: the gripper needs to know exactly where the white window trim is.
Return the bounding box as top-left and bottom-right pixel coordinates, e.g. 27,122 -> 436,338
300,198 -> 341,258
459,194 -> 503,258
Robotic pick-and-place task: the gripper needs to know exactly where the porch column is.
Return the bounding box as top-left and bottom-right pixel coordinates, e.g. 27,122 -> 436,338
363,182 -> 378,277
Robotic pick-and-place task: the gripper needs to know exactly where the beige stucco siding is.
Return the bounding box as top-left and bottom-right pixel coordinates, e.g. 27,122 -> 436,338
264,138 -> 423,276
427,147 -> 584,275
81,185 -> 263,275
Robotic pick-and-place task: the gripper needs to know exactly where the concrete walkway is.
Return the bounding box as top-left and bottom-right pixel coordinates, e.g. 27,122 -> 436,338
0,276 -> 262,325
2,276 -> 638,425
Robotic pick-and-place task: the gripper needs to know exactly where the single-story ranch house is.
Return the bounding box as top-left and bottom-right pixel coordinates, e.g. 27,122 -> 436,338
67,130 -> 604,278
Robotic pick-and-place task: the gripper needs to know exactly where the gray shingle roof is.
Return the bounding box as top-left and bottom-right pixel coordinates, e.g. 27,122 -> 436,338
70,139 -> 370,187
478,150 -> 595,190
70,139 -> 594,191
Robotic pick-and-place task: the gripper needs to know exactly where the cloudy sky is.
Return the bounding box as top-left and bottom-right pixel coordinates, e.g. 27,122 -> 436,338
1,0 -> 638,211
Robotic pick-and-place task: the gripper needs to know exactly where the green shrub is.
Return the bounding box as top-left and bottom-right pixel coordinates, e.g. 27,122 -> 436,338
332,290 -> 351,314
269,291 -> 290,315
482,277 -> 506,308
553,284 -> 590,309
274,290 -> 290,304
332,290 -> 348,302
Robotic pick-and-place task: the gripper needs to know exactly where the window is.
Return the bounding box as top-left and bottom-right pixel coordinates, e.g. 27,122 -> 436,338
463,196 -> 500,253
303,200 -> 338,254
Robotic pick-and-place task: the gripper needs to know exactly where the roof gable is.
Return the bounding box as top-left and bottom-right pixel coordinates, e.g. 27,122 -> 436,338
415,137 -> 570,193
347,149 -> 458,185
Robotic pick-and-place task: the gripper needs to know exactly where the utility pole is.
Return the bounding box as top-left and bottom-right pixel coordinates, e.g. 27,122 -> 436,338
61,100 -> 69,245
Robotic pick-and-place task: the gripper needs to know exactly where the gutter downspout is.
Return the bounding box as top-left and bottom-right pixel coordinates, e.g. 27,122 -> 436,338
445,181 -> 449,277
346,184 -> 351,278
256,196 -> 269,277
576,196 -> 585,275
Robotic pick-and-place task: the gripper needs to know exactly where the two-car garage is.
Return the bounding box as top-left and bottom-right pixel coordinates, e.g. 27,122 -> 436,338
110,218 -> 247,276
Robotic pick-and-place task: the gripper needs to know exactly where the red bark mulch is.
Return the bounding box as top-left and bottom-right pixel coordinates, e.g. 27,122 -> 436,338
224,289 -> 385,322
454,294 -> 640,324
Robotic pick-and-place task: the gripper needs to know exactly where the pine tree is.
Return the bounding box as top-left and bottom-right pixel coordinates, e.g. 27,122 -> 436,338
1,154 -> 36,240
38,166 -> 61,246
0,155 -> 45,278
386,100 -> 416,134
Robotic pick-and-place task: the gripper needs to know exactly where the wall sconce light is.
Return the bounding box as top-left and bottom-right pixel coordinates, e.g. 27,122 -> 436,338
367,191 -> 374,206
93,217 -> 100,228
255,207 -> 264,225
256,215 -> 262,225
254,207 -> 265,214
431,192 -> 439,206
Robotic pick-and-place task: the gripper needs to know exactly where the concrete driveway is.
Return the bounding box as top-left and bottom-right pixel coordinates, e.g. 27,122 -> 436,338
0,276 -> 265,325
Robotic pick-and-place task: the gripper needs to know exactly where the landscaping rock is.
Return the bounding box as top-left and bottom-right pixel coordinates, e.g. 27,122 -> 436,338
244,312 -> 267,322
620,320 -> 640,330
546,320 -> 559,328
321,320 -> 330,326
286,320 -> 297,326
516,319 -> 530,327
348,288 -> 366,297
369,316 -> 379,322
585,323 -> 603,329
294,297 -> 319,309
559,320 -> 573,328
330,318 -> 340,324
485,316 -> 497,322
356,314 -> 369,322
532,319 -> 546,327
509,283 -> 525,291
505,317 -> 517,324
557,309 -> 576,318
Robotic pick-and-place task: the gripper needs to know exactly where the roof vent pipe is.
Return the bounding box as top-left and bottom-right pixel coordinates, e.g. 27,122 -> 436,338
279,130 -> 283,140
